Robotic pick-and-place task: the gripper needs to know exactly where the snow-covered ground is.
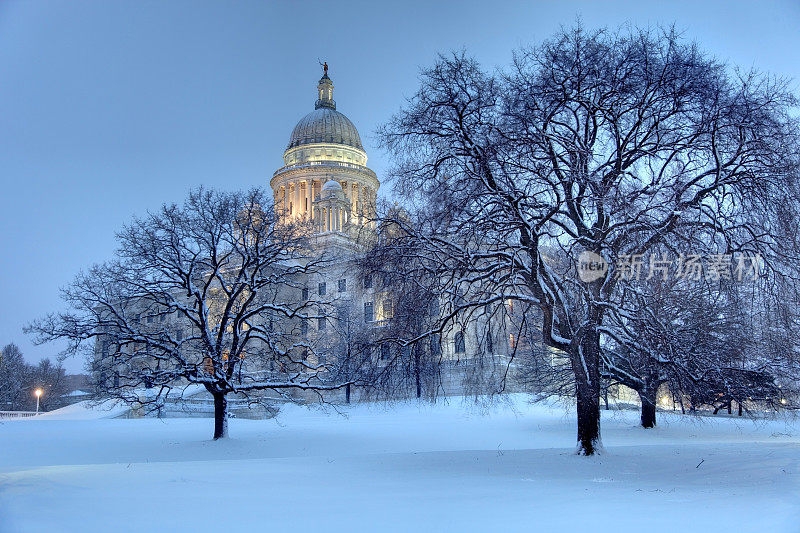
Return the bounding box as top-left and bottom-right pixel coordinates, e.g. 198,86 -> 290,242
1,396 -> 798,532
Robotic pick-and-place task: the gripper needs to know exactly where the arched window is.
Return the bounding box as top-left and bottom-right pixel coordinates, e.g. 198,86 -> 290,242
454,331 -> 466,354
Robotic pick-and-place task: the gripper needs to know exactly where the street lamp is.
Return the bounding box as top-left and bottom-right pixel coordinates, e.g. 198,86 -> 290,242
34,388 -> 43,415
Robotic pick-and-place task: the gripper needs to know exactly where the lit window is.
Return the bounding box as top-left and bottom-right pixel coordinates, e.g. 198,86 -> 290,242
383,299 -> 394,319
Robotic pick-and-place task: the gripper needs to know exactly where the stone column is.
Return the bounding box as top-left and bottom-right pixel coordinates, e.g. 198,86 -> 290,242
307,179 -> 313,219
355,184 -> 360,224
294,181 -> 300,218
299,182 -> 305,217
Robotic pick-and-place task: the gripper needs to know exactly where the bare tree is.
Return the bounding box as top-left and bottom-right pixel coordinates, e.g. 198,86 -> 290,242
603,271 -> 741,425
364,208 -> 528,403
686,275 -> 800,415
360,240 -> 440,400
324,303 -> 376,404
28,358 -> 69,411
379,25 -> 800,454
27,188 -> 354,439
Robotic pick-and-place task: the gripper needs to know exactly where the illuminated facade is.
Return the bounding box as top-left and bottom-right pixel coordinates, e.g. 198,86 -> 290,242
270,67 -> 379,240
271,67 -> 518,378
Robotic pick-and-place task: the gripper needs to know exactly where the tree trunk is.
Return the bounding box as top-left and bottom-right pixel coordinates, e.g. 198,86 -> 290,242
344,348 -> 352,404
576,382 -> 601,455
574,333 -> 602,455
639,386 -> 657,429
213,392 -> 228,440
414,349 -> 422,399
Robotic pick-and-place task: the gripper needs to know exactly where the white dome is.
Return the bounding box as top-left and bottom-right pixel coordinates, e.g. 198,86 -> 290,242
288,108 -> 363,151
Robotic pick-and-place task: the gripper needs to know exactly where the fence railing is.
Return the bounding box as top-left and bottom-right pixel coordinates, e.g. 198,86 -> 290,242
0,411 -> 38,419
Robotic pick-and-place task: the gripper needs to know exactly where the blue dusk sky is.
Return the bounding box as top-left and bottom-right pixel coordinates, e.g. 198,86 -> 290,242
1,0 -> 799,373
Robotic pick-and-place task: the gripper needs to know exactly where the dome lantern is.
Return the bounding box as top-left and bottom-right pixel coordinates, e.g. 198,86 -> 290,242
316,62 -> 336,110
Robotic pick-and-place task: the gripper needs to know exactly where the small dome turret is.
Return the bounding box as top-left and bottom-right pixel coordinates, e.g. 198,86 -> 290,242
321,180 -> 342,192
321,179 -> 344,200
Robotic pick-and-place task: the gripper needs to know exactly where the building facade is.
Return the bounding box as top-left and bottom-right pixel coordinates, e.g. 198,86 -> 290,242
271,68 -> 522,401
91,67 -> 526,412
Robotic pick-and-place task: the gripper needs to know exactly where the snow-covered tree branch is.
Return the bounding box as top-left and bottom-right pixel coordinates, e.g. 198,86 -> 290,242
378,25 -> 800,455
27,188 -> 357,438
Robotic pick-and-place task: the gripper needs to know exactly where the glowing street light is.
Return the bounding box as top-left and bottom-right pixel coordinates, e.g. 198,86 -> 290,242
34,388 -> 43,415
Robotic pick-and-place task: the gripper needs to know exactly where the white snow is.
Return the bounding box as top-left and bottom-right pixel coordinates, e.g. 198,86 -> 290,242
1,396 -> 798,532
32,398 -> 130,420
